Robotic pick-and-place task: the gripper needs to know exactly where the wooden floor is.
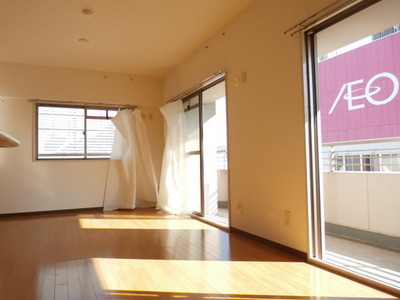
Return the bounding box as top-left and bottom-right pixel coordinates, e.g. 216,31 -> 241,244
0,208 -> 397,300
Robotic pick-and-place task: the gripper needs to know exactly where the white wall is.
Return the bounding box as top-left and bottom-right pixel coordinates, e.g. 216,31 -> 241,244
163,0 -> 334,253
324,172 -> 400,238
0,62 -> 163,214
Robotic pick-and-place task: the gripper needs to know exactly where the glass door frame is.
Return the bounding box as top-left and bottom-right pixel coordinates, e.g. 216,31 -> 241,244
303,0 -> 399,295
183,91 -> 205,216
182,77 -> 227,219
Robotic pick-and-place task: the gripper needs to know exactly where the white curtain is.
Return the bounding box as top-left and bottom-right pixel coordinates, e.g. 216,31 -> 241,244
103,109 -> 158,211
158,101 -> 193,215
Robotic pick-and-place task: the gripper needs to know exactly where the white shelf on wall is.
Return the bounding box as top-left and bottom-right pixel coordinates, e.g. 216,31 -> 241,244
0,131 -> 20,147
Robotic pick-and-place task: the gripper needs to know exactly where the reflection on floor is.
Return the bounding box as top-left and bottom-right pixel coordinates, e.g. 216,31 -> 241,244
326,234 -> 400,290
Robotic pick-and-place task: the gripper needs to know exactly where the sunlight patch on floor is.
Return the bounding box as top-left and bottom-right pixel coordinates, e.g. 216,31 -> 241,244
108,292 -> 160,297
79,218 -> 219,230
78,214 -> 179,220
91,258 -> 395,298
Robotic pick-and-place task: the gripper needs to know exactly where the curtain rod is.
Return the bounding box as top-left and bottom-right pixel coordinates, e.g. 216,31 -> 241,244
166,71 -> 225,103
30,99 -> 138,109
284,0 -> 371,36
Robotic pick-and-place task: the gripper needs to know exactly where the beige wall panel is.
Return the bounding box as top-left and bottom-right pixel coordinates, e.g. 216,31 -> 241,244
323,172 -> 400,238
0,64 -> 164,214
367,173 -> 400,237
0,62 -> 162,106
163,0 -> 338,252
323,172 -> 369,230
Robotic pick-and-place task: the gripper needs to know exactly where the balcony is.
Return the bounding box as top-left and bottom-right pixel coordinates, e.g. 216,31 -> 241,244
321,139 -> 400,290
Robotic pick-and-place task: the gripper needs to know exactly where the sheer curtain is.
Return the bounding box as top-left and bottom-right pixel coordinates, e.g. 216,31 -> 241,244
103,109 -> 158,211
158,101 -> 193,215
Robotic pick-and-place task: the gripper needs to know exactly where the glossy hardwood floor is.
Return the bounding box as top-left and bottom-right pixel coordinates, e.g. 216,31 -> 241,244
0,208 -> 397,300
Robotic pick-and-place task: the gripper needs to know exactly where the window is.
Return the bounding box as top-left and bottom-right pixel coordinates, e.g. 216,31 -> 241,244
305,0 -> 400,293
182,78 -> 229,224
37,104 -> 117,159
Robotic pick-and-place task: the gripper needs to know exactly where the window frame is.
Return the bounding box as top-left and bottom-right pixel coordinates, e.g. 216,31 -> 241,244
303,0 -> 400,295
304,0 -> 382,260
35,103 -> 118,160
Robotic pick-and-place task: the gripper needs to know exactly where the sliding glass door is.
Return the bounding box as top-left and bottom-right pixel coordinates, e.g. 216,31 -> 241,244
306,0 -> 400,292
184,79 -> 229,225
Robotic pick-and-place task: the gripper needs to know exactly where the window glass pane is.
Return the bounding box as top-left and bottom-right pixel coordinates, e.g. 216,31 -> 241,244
86,118 -> 116,158
184,96 -> 199,109
202,90 -> 228,218
39,106 -> 84,117
184,95 -> 201,213
87,109 -> 106,117
38,107 -> 84,130
108,110 -> 118,118
187,154 -> 201,212
185,96 -> 200,153
38,106 -> 84,159
38,130 -> 85,159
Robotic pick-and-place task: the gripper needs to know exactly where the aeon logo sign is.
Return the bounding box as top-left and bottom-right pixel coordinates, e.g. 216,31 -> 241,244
328,72 -> 399,114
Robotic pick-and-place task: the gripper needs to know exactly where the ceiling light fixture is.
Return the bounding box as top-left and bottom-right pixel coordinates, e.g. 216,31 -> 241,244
78,38 -> 90,43
82,8 -> 94,17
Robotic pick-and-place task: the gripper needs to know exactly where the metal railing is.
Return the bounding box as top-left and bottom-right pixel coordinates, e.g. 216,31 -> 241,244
322,138 -> 400,172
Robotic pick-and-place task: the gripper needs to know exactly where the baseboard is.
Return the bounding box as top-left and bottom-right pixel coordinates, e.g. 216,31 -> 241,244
0,207 -> 103,218
231,227 -> 308,260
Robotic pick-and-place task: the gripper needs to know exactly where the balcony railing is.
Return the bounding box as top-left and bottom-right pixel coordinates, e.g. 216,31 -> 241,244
321,138 -> 400,172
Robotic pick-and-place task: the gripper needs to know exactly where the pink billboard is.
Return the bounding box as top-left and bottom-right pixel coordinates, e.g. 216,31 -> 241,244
318,31 -> 400,143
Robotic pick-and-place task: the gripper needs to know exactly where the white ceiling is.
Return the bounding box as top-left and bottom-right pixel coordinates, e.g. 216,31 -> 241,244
0,0 -> 253,77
